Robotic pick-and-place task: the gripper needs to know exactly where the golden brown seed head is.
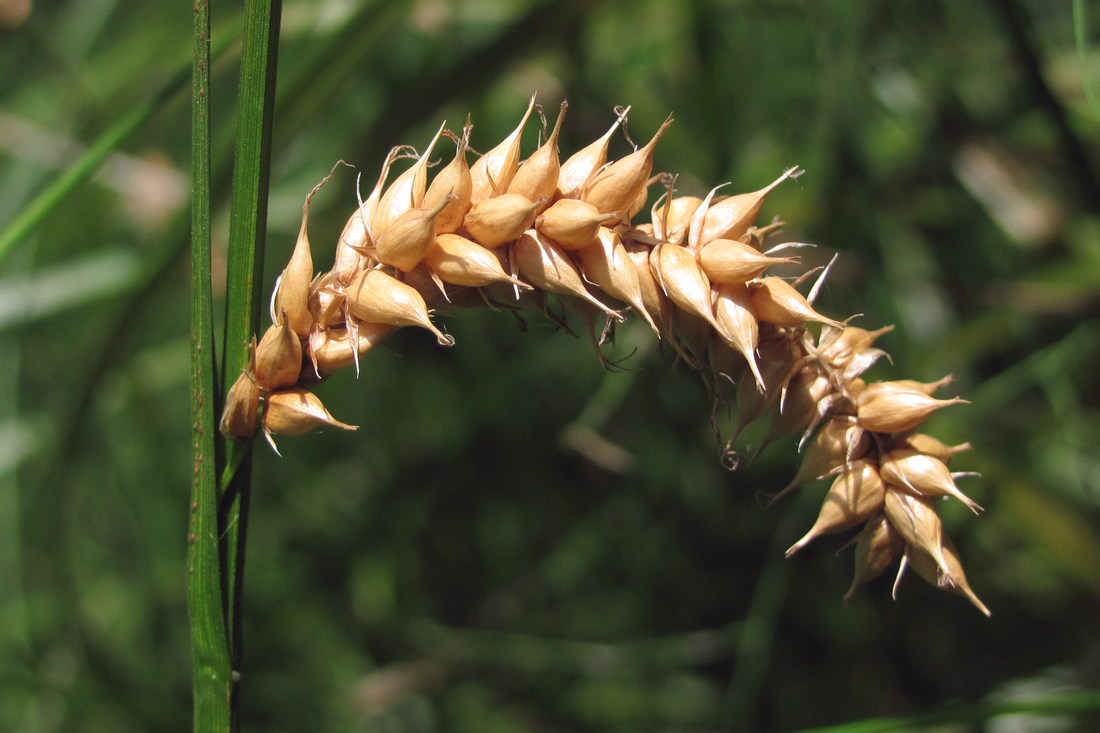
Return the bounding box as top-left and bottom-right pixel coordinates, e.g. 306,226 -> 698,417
463,193 -> 543,248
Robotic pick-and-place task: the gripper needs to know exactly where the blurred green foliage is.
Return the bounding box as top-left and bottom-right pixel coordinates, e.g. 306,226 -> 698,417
2,0 -> 1100,730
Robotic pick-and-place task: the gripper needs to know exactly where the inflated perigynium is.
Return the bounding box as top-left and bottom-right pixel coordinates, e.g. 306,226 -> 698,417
218,99 -> 986,614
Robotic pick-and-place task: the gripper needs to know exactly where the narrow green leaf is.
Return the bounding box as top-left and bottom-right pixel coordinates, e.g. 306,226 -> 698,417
187,0 -> 232,730
1074,0 -> 1100,122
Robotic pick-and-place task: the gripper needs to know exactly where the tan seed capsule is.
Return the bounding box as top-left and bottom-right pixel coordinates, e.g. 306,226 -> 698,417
346,269 -> 454,346
556,106 -> 629,199
626,245 -> 673,333
890,433 -> 972,465
536,198 -> 616,251
373,123 -> 445,243
697,167 -> 801,243
374,196 -> 454,273
513,229 -> 623,322
857,389 -> 968,433
582,114 -> 673,223
220,371 -> 262,440
857,375 -> 956,404
276,176 -> 327,337
882,488 -> 951,581
772,416 -> 870,501
819,324 -> 894,369
263,387 -> 357,438
843,513 -> 905,603
253,316 -> 303,391
699,238 -> 798,284
332,205 -> 369,278
713,283 -> 763,389
427,233 -> 530,289
749,277 -> 843,329
765,366 -> 833,444
508,100 -> 567,207
463,193 -> 543,248
651,242 -> 736,343
423,122 -> 473,235
903,533 -> 991,616
653,195 -> 702,246
470,95 -> 536,203
879,449 -> 982,514
575,227 -> 659,334
786,460 -> 887,557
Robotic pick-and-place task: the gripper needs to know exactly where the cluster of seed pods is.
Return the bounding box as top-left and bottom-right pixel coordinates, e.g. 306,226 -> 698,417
219,97 -> 988,614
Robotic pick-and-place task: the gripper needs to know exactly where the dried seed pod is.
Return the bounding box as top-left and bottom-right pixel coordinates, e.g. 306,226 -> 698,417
253,316 -> 303,390
903,533 -> 990,616
653,195 -> 702,246
626,245 -> 673,333
857,388 -> 968,433
786,460 -> 887,556
582,115 -> 673,223
733,334 -> 798,433
575,227 -> 659,334
843,512 -> 905,603
423,122 -> 473,235
470,95 -> 536,203
879,449 -> 982,514
557,106 -> 629,199
346,269 -> 455,346
374,196 -> 454,273
857,375 -> 956,404
508,100 -> 567,206
713,283 -> 763,389
276,176 -> 326,337
890,433 -> 972,465
263,387 -> 358,438
332,205 -> 369,278
536,198 -> 616,251
513,229 -> 623,321
427,233 -> 530,289
749,277 -> 843,329
463,193 -> 543,248
309,322 -> 395,376
882,488 -> 951,581
651,242 -> 735,343
697,167 -> 800,243
698,238 -> 798,284
374,123 -> 445,242
765,365 -> 833,443
220,371 -> 262,440
818,325 -> 894,369
772,416 -> 870,501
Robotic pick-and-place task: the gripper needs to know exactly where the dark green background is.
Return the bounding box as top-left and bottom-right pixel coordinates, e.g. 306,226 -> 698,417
2,0 -> 1099,730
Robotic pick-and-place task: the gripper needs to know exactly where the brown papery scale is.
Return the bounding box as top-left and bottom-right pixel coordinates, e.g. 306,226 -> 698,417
427,233 -> 530,289
654,194 -> 702,246
463,193 -> 543,248
423,121 -> 473,235
309,322 -> 395,377
843,513 -> 905,603
582,115 -> 673,223
697,167 -> 801,243
556,106 -> 629,199
470,95 -> 536,203
346,269 -> 455,346
818,324 -> 894,370
513,229 -> 623,322
508,100 -> 567,207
